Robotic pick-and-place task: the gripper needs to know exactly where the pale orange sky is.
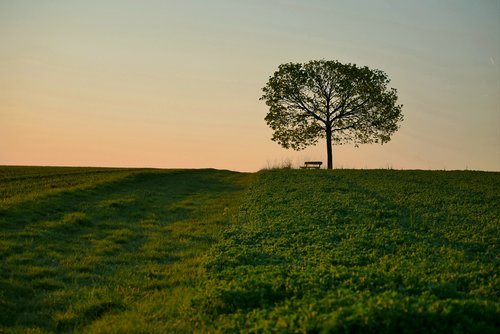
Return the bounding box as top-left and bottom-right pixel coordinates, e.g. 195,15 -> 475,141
1,1 -> 499,171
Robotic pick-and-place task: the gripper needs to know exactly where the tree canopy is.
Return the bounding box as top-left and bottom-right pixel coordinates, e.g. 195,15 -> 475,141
261,60 -> 404,169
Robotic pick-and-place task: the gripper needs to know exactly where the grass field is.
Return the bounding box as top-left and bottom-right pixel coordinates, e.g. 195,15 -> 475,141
0,166 -> 254,333
1,167 -> 499,333
197,169 -> 500,333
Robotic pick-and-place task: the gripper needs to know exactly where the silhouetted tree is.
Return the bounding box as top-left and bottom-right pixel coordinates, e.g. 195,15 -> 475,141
261,60 -> 403,169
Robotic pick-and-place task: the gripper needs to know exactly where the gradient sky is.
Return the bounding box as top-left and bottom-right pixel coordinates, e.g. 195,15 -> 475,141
1,0 -> 499,171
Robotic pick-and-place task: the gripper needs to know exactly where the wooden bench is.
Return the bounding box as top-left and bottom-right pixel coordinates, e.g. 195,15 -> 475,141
300,161 -> 322,169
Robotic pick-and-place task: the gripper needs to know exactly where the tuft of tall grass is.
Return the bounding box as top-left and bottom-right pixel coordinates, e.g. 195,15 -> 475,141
261,158 -> 294,170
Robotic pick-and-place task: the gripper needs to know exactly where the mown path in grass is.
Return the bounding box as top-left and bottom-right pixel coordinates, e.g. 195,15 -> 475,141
0,168 -> 253,333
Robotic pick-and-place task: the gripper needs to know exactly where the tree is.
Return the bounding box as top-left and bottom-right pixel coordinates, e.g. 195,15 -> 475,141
260,60 -> 403,169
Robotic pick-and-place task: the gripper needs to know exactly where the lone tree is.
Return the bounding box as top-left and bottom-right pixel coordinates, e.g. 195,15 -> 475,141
261,60 -> 403,169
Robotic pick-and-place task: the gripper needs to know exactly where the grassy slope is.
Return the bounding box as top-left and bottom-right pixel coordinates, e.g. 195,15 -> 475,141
0,167 -> 253,333
197,169 -> 500,333
1,167 -> 499,333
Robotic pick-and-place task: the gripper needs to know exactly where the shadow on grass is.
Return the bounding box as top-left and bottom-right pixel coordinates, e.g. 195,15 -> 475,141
0,168 -> 248,331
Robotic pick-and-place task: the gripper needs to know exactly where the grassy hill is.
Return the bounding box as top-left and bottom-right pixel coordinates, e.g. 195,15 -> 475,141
0,167 -> 498,333
0,167 -> 254,333
196,169 -> 499,333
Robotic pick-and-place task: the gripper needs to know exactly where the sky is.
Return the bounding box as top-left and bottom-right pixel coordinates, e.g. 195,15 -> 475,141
1,0 -> 499,172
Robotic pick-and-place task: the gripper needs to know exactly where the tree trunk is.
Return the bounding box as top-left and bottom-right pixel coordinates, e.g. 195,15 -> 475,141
326,124 -> 333,169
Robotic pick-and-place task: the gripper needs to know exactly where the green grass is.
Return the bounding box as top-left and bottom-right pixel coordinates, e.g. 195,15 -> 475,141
196,169 -> 500,333
1,167 -> 499,333
0,166 -> 139,207
0,167 -> 254,333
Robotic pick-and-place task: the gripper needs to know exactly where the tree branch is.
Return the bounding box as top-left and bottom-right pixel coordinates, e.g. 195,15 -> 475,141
331,95 -> 371,124
287,94 -> 326,124
332,124 -> 357,132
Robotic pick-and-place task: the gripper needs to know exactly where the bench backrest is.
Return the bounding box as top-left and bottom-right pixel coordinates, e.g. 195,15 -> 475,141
304,161 -> 322,165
